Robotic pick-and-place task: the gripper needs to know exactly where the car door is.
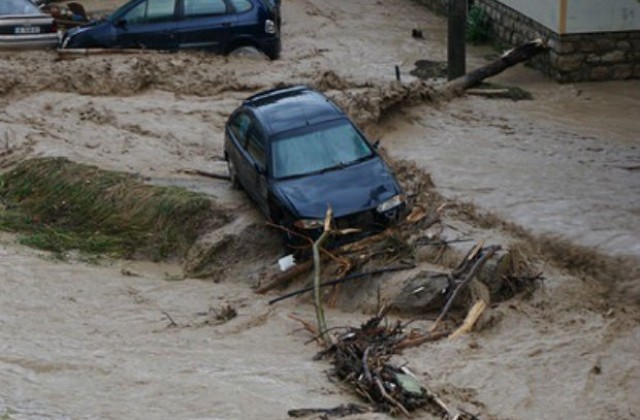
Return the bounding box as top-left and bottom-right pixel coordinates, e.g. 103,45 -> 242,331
114,0 -> 179,50
243,123 -> 269,214
226,111 -> 268,211
175,0 -> 236,52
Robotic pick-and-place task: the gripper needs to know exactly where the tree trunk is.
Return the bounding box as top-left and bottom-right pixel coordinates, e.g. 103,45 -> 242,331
441,38 -> 547,97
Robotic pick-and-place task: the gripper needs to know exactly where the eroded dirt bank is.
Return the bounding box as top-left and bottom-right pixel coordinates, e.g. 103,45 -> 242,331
0,0 -> 638,419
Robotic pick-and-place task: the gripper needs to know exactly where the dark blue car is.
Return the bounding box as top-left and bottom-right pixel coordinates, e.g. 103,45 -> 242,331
224,86 -> 407,243
60,0 -> 281,59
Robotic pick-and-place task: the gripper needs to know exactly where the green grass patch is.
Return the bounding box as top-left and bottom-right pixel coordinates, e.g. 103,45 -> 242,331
0,157 -> 228,259
467,5 -> 492,44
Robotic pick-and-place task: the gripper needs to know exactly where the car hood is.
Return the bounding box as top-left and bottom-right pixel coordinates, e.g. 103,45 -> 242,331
272,157 -> 401,219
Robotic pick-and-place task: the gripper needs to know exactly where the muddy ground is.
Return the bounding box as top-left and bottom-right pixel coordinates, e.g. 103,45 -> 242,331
1,0 -> 639,419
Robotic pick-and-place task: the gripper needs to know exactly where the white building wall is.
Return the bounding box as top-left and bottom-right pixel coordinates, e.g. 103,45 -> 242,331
496,0 -> 640,34
496,0 -> 560,31
566,0 -> 640,33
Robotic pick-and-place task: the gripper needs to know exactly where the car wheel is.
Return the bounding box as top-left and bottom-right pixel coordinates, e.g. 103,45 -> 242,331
228,46 -> 268,60
227,159 -> 241,190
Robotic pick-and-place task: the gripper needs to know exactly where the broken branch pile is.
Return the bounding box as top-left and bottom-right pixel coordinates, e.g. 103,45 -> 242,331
314,308 -> 455,418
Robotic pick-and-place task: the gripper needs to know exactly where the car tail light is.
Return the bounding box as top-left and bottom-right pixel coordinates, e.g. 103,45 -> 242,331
51,21 -> 58,33
265,19 -> 277,34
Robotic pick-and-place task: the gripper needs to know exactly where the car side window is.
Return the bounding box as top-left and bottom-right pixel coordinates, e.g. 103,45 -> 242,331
229,0 -> 253,13
124,0 -> 176,24
184,0 -> 227,17
246,129 -> 266,169
229,112 -> 252,148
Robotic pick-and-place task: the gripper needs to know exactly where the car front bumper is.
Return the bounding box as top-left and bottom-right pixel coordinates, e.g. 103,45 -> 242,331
0,33 -> 58,50
257,36 -> 281,60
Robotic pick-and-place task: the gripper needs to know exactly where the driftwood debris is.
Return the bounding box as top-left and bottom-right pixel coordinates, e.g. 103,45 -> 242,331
299,307 -> 471,419
441,38 -> 547,96
268,264 -> 415,305
256,259 -> 314,294
287,239 -> 513,418
180,169 -> 230,181
288,404 -> 371,418
431,244 -> 500,332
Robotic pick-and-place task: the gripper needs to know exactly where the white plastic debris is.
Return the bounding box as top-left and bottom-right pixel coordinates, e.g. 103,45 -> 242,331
278,254 -> 296,272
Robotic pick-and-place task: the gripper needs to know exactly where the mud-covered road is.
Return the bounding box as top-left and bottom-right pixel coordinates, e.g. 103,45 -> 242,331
1,0 -> 639,419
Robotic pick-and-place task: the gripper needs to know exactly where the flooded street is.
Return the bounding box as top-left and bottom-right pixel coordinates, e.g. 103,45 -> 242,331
0,241 -> 364,419
382,73 -> 640,257
0,0 -> 639,419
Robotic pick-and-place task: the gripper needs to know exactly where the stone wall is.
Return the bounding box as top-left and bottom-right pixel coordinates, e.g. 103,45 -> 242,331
412,0 -> 640,82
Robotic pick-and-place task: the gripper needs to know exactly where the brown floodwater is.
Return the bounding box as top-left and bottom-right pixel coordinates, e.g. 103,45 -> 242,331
0,0 -> 638,419
382,72 -> 640,257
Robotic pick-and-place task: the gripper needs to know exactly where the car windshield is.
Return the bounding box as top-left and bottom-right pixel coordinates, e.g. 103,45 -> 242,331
0,0 -> 41,15
271,120 -> 374,179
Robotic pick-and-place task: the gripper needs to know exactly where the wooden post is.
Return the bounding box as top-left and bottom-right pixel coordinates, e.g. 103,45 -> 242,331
447,0 -> 468,80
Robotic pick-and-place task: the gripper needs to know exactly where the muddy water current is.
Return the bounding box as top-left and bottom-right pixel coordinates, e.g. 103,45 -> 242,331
0,0 -> 639,419
383,73 -> 640,258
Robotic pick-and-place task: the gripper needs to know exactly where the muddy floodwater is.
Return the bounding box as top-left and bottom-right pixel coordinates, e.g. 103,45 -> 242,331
0,0 -> 639,419
382,71 -> 640,258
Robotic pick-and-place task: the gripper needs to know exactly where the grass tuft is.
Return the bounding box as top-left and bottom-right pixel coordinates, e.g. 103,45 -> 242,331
0,158 -> 228,259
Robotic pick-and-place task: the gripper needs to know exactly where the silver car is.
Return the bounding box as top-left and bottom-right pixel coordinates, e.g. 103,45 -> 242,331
0,0 -> 58,49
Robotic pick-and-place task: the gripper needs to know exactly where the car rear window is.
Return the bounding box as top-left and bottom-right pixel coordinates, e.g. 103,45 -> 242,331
184,0 -> 227,16
0,0 -> 41,15
229,0 -> 252,13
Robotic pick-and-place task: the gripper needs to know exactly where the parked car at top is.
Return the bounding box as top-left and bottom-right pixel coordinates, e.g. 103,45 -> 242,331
224,86 -> 407,244
0,0 -> 58,49
60,0 -> 281,59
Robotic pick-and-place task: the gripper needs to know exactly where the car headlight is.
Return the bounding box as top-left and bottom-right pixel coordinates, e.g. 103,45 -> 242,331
294,219 -> 324,229
376,194 -> 405,213
61,33 -> 72,49
265,19 -> 277,34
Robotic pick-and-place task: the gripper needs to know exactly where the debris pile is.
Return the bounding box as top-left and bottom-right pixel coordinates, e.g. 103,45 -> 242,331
314,309 -> 454,418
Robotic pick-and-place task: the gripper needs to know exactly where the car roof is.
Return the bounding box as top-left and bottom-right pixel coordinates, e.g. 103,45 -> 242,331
243,86 -> 345,135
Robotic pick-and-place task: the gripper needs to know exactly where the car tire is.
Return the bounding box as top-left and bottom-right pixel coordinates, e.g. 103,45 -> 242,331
228,46 -> 268,60
227,159 -> 241,190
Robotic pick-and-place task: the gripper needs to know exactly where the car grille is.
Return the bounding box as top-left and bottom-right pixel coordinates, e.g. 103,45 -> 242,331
334,210 -> 382,231
0,17 -> 55,35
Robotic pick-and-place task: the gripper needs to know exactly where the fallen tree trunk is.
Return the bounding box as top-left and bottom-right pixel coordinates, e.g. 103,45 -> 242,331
180,169 -> 230,181
441,38 -> 547,96
333,39 -> 547,130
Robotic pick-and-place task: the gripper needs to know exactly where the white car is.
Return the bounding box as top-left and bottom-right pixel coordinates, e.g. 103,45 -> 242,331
0,0 -> 58,49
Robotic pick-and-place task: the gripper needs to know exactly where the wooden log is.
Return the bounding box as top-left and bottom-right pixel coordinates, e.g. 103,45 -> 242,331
431,245 -> 500,331
180,169 -> 230,181
466,88 -> 511,97
255,260 -> 313,294
449,299 -> 487,339
441,39 -> 547,96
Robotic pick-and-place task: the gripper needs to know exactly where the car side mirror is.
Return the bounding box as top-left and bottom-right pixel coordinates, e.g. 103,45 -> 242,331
372,139 -> 381,149
115,19 -> 127,29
